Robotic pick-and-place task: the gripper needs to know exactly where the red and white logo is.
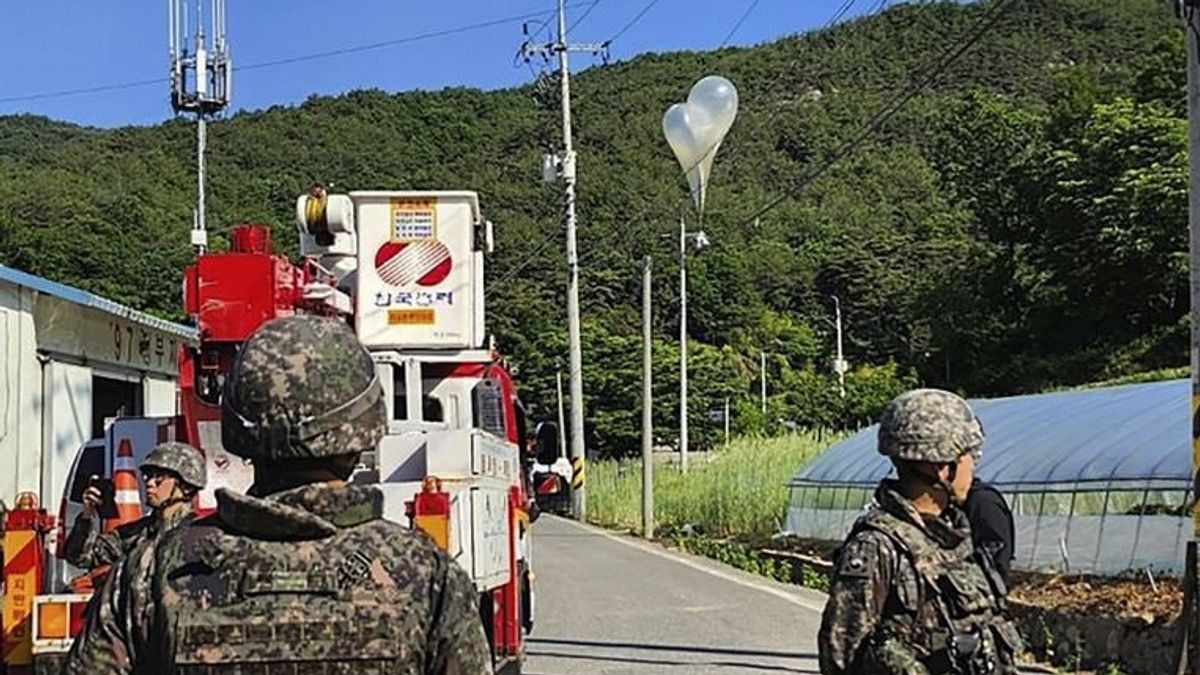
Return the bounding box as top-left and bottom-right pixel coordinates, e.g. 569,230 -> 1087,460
374,240 -> 452,287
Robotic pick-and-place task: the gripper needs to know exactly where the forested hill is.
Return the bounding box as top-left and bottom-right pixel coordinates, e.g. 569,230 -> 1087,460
0,0 -> 1185,455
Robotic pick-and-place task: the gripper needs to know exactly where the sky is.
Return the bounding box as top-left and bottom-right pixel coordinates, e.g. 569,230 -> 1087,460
0,1 -> 882,129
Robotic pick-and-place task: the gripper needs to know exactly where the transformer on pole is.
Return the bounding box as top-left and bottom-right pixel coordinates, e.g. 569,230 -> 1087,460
169,0 -> 231,256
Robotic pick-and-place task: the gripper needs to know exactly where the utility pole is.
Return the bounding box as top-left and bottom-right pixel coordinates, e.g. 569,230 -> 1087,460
642,256 -> 654,540
679,216 -> 689,473
169,0 -> 231,256
676,221 -> 709,473
760,351 -> 767,415
832,295 -> 847,398
1183,1 -> 1200,671
723,397 -> 730,446
556,366 -> 568,459
521,0 -> 607,520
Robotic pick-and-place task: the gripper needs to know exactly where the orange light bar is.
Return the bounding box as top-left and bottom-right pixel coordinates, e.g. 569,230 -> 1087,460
412,479 -> 451,551
37,602 -> 68,640
415,514 -> 450,550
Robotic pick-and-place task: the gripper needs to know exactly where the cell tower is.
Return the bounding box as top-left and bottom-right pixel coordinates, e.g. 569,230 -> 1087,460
169,0 -> 231,255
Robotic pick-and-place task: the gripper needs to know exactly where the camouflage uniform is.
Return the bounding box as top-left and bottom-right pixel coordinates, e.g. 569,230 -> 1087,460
818,389 -> 1022,675
63,442 -> 206,571
64,315 -> 491,675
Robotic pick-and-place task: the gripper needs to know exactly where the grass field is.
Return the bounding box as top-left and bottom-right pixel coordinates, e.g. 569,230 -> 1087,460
587,433 -> 839,539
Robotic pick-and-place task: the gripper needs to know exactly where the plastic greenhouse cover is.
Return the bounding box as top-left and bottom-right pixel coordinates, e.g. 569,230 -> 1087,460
789,379 -> 1190,493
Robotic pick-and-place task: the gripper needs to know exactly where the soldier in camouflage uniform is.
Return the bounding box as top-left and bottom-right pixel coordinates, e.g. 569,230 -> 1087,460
818,389 -> 1022,675
64,442 -> 206,571
64,315 -> 492,674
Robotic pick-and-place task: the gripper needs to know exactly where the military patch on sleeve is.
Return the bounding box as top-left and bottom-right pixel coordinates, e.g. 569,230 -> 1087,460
337,550 -> 373,587
835,541 -> 873,580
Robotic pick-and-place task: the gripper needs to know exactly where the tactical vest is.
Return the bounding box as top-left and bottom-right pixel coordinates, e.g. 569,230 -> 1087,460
155,520 -> 444,674
851,509 -> 1022,675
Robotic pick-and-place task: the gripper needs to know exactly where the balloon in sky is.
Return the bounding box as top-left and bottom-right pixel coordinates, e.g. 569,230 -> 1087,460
662,75 -> 739,212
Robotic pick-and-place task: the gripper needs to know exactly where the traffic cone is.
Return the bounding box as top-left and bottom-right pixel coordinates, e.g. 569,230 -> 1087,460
104,439 -> 142,532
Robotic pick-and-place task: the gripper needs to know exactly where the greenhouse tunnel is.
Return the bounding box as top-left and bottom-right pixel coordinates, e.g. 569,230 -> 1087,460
786,379 -> 1192,575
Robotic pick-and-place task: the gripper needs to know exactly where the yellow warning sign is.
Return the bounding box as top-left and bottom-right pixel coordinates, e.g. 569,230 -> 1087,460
390,198 -> 438,241
388,309 -> 435,325
572,458 -> 585,489
4,530 -> 37,667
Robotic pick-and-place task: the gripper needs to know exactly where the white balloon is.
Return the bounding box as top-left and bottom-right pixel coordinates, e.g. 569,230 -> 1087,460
689,75 -> 738,139
662,75 -> 738,212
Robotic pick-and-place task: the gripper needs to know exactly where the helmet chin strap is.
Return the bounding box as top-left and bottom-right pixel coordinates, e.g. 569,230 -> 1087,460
897,461 -> 958,503
154,483 -> 194,511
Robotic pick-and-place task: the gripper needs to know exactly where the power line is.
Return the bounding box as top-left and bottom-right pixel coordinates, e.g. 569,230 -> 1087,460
237,7 -> 582,72
493,0 -> 891,300
0,77 -> 165,105
608,0 -> 663,45
733,0 -> 1012,229
487,189 -> 667,299
826,0 -> 858,29
720,0 -> 763,49
1,5 -> 590,106
487,225 -> 562,298
725,0 -> 882,146
555,0 -> 993,283
567,0 -> 602,35
525,1 -> 559,44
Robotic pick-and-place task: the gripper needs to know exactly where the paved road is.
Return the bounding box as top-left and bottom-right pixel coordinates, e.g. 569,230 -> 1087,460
523,516 -> 827,674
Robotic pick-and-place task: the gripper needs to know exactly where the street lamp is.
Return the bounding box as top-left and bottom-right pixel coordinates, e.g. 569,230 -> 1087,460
679,221 -> 710,473
663,74 -> 737,473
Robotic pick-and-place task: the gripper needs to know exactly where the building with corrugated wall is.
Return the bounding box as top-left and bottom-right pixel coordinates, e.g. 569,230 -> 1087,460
0,264 -> 194,520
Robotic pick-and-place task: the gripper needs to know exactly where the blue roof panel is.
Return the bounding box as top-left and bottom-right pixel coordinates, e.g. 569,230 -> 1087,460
790,379 -> 1191,492
0,264 -> 195,340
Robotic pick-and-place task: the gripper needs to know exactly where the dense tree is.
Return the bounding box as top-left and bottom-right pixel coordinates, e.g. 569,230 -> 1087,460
0,0 -> 1186,455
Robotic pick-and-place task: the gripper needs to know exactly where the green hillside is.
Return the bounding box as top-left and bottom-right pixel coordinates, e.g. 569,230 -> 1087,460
0,0 -> 1186,455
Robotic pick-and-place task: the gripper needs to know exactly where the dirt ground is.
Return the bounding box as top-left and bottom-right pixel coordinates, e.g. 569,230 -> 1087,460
770,535 -> 1184,624
1009,571 -> 1183,624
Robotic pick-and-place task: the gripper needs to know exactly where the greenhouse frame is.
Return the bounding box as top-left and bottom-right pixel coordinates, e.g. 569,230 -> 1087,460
786,379 -> 1192,575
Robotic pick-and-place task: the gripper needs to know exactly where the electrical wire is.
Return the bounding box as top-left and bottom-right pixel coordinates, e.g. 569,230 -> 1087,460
720,0 -> 763,48
0,5 -> 592,105
237,7 -> 580,72
486,225 -> 563,297
607,0 -> 663,45
567,0 -> 603,36
488,0 -> 902,300
731,0 -> 1013,229
0,77 -> 166,105
825,0 -> 857,29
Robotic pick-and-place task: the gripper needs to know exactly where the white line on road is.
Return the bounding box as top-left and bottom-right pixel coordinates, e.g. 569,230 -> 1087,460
547,516 -> 828,614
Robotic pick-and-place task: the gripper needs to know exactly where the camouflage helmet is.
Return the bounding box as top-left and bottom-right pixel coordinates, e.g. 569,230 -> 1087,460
877,389 -> 984,463
221,315 -> 385,461
140,442 -> 207,490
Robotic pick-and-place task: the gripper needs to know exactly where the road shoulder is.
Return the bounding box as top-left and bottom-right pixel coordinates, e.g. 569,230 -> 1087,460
544,515 -> 828,615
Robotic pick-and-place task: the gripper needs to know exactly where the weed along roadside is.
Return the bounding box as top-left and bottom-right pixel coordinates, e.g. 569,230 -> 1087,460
588,433 -> 836,539
587,433 -> 838,592
585,432 -> 1180,675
